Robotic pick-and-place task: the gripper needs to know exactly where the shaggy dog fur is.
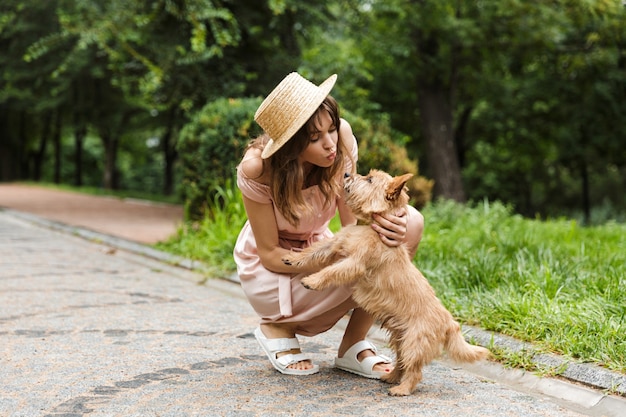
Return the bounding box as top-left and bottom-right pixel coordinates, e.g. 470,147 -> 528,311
282,170 -> 490,396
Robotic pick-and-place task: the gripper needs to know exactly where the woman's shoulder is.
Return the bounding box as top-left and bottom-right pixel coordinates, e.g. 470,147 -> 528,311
240,147 -> 270,184
340,117 -> 353,136
339,118 -> 358,156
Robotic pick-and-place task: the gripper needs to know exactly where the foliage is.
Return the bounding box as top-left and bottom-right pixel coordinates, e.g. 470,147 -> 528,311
324,0 -> 626,219
156,178 -> 247,276
176,96 -> 435,220
461,1 -> 626,222
40,0 -> 242,110
1,0 -> 625,221
177,97 -> 262,220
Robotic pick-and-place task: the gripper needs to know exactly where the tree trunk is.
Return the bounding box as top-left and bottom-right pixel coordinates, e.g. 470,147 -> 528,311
100,111 -> 132,190
18,111 -> 29,180
455,106 -> 472,169
409,4 -> 466,203
418,84 -> 466,202
101,129 -> 118,190
52,111 -> 62,184
73,124 -> 85,186
162,108 -> 178,196
0,107 -> 13,181
33,112 -> 52,181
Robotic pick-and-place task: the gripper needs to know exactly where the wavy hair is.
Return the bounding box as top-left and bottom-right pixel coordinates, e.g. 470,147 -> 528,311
247,96 -> 353,226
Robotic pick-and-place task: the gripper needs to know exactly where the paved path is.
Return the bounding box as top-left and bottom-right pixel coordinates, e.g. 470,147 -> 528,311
1,187 -> 625,416
0,184 -> 183,244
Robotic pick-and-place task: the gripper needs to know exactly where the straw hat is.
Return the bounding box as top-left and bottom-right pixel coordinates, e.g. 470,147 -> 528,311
255,72 -> 337,159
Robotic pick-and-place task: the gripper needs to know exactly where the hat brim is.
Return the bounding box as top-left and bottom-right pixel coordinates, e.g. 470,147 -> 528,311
260,74 -> 337,159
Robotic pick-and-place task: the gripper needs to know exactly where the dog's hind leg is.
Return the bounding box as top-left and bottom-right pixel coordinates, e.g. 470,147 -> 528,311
388,362 -> 423,396
387,334 -> 430,396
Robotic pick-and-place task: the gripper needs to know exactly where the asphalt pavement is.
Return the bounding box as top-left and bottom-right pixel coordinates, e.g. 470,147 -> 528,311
1,208 -> 626,417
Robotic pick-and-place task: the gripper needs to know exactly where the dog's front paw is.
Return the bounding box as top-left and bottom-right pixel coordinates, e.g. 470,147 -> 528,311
301,276 -> 323,291
282,252 -> 305,267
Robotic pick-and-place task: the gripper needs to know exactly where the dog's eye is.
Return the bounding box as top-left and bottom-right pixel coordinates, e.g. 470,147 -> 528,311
366,176 -> 373,183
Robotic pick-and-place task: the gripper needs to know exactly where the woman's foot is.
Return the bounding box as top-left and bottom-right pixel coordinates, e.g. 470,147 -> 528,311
259,324 -> 316,372
355,349 -> 393,374
335,340 -> 393,379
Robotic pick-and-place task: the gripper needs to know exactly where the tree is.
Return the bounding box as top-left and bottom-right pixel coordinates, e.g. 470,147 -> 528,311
0,0 -> 65,181
326,0 -> 626,220
463,0 -> 626,221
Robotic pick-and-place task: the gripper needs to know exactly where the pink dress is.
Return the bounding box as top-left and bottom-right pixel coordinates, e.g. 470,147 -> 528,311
233,137 -> 359,337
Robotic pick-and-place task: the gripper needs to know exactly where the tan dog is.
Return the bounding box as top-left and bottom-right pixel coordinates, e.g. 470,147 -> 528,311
282,170 -> 490,396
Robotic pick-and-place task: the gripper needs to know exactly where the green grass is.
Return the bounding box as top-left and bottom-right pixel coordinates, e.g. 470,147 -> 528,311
418,200 -> 626,374
157,183 -> 625,374
155,179 -> 246,276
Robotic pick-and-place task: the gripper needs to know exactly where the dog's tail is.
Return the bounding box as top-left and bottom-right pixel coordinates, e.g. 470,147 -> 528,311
444,323 -> 490,363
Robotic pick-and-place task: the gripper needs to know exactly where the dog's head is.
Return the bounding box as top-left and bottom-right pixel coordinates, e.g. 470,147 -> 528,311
343,169 -> 413,223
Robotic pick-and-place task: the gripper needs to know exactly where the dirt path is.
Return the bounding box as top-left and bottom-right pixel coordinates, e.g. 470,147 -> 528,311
0,183 -> 184,244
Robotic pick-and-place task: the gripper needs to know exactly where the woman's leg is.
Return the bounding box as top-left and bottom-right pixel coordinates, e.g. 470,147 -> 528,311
259,322 -> 315,371
337,308 -> 392,373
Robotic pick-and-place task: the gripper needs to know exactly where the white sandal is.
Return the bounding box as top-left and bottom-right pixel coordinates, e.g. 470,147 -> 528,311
254,327 -> 319,375
335,340 -> 393,379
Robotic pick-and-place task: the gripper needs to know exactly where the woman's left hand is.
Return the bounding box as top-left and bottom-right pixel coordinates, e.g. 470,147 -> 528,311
371,208 -> 408,247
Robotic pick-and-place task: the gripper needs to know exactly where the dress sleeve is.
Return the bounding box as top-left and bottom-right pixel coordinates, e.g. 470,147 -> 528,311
236,165 -> 272,204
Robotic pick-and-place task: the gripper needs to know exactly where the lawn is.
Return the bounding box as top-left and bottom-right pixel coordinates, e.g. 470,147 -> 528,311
157,184 -> 626,375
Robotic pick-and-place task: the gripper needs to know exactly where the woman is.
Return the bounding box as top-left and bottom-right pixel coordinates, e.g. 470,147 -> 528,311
234,73 -> 424,376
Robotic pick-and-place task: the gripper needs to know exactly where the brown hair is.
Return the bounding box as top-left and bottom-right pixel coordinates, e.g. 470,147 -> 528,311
247,96 -> 353,226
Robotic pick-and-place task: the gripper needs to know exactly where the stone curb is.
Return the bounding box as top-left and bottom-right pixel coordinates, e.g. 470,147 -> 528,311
3,207 -> 625,416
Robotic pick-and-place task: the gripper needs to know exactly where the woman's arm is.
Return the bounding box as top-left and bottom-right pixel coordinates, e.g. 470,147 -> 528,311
372,206 -> 424,258
337,119 -> 358,227
242,195 -> 319,274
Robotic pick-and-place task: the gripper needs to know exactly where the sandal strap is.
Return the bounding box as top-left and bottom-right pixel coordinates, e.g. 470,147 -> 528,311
343,340 -> 378,359
262,337 -> 301,355
358,354 -> 392,372
276,353 -> 313,367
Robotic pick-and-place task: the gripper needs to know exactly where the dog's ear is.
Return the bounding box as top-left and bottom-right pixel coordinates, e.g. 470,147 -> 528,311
386,173 -> 414,201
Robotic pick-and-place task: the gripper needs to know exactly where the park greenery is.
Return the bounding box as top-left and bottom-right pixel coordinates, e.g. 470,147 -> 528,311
2,0 -> 625,223
2,1 -> 625,377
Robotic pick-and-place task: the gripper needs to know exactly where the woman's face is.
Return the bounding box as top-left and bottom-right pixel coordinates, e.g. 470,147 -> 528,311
298,110 -> 338,169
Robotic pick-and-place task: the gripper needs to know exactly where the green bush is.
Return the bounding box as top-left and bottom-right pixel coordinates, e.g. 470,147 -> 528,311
177,98 -> 433,220
177,97 -> 262,220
